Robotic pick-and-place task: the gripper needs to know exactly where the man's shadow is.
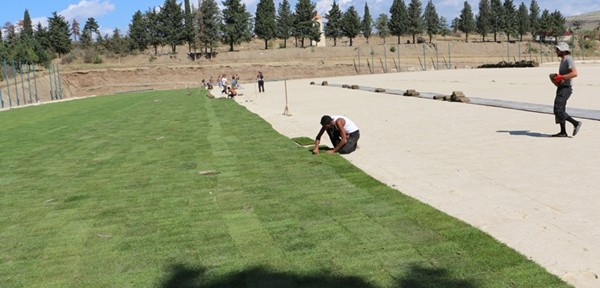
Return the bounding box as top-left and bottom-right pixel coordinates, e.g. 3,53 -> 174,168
496,130 -> 549,137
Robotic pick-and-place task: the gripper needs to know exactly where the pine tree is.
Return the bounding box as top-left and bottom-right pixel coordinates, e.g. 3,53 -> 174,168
293,0 -> 317,48
145,8 -> 163,55
22,10 -> 34,39
255,0 -> 277,49
47,12 -> 71,57
71,19 -> 80,42
502,0 -> 517,42
529,0 -> 540,36
80,18 -> 100,48
361,3 -> 373,44
516,2 -> 529,41
32,23 -> 51,66
197,0 -> 221,54
458,1 -> 475,42
423,0 -> 439,43
476,0 -> 491,42
341,6 -> 361,47
108,28 -> 127,56
439,16 -> 449,38
490,0 -> 504,41
407,0 -> 423,44
549,10 -> 565,39
389,0 -> 408,44
375,14 -> 390,44
324,1 -> 343,46
276,0 -> 293,48
129,10 -> 148,52
159,0 -> 185,53
221,0 -> 252,51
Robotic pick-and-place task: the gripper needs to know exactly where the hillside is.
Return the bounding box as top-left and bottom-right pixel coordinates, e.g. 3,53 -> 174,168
566,10 -> 600,30
2,35 -> 600,104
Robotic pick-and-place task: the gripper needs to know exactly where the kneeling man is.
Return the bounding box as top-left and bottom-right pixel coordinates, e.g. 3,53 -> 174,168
313,115 -> 360,154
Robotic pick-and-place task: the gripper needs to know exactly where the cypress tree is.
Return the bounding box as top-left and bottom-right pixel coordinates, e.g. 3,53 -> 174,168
490,0 -> 504,41
197,0 -> 221,54
159,0 -> 185,53
341,6 -> 361,47
324,1 -> 343,46
129,10 -> 148,52
389,0 -> 408,44
184,0 -> 196,52
276,0 -> 293,48
529,0 -> 540,36
516,2 -> 530,41
458,1 -> 475,42
255,0 -> 277,49
423,0 -> 439,43
375,14 -> 390,44
407,0 -> 423,44
502,0 -> 517,42
293,0 -> 317,48
361,3 -> 373,44
476,0 -> 491,42
221,0 -> 252,51
145,8 -> 163,55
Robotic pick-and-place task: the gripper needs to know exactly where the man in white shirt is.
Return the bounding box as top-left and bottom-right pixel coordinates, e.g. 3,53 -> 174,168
313,115 -> 360,154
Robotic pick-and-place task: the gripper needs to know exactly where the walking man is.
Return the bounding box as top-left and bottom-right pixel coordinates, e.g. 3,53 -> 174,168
549,42 -> 582,137
313,115 -> 360,154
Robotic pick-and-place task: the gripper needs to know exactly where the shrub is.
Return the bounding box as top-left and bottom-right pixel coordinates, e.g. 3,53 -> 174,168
390,46 -> 396,53
93,54 -> 103,64
61,53 -> 77,64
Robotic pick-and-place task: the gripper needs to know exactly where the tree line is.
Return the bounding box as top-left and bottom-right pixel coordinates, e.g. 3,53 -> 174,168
0,0 -> 570,67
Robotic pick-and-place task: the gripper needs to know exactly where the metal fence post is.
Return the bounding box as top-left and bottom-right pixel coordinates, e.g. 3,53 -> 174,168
422,43 -> 427,70
19,62 -> 26,105
448,42 -> 452,69
26,64 -> 32,103
33,63 -> 39,102
0,79 -> 3,108
397,44 -> 400,72
12,61 -> 20,106
56,64 -> 63,99
49,64 -> 54,100
3,59 -> 12,107
383,45 -> 387,73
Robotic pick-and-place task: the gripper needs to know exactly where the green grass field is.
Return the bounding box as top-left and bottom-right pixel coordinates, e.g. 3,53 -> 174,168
0,89 -> 571,287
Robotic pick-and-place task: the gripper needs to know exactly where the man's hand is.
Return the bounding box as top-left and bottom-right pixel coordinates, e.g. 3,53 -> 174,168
312,147 -> 319,154
325,149 -> 336,154
549,73 -> 564,86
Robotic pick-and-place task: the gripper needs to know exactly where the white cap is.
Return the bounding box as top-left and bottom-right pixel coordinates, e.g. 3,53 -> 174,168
555,42 -> 570,52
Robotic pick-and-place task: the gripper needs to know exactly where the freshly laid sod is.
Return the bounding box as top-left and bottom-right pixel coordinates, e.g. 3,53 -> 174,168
0,89 -> 570,287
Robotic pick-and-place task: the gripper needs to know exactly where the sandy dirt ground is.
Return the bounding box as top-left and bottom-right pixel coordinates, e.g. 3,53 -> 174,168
230,62 -> 600,288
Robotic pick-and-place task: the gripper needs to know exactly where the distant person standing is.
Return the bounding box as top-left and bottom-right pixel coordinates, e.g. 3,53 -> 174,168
221,75 -> 228,94
257,71 -> 265,92
549,42 -> 582,137
313,115 -> 360,154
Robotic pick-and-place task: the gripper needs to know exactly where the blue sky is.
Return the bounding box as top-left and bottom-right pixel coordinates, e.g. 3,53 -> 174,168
2,0 -> 600,36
